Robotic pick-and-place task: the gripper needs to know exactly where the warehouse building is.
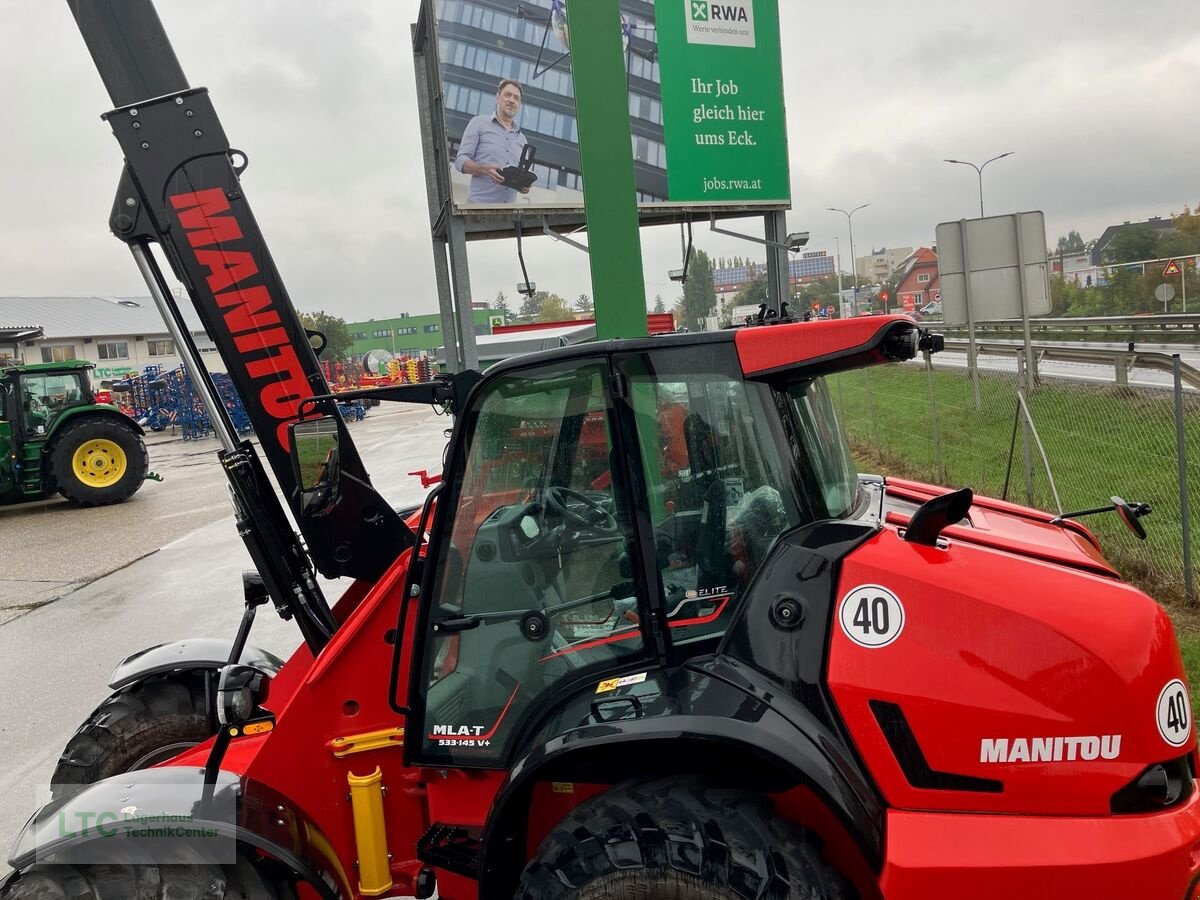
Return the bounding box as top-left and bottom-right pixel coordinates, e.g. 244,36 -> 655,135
0,296 -> 211,383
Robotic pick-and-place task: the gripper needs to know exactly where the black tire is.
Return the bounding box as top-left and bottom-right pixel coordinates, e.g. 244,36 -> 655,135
1,855 -> 290,900
50,417 -> 149,506
515,778 -> 852,900
51,674 -> 213,793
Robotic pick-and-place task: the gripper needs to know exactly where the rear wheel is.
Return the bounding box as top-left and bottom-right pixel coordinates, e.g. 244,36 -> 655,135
51,674 -> 213,794
515,777 -> 851,899
1,856 -> 291,899
50,417 -> 148,506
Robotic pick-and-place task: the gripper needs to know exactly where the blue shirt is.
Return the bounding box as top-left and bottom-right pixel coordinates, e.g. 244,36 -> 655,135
454,113 -> 528,204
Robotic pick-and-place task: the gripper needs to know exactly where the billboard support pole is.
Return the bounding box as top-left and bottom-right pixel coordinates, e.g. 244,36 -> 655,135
765,211 -> 790,316
447,215 -> 479,370
413,9 -> 470,371
569,0 -> 647,340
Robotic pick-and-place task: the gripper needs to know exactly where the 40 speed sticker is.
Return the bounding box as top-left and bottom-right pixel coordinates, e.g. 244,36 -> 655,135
1156,678 -> 1193,748
839,585 -> 905,649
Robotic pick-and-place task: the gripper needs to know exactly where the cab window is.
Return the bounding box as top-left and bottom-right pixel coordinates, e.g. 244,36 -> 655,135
416,360 -> 645,765
622,352 -> 807,649
20,373 -> 86,436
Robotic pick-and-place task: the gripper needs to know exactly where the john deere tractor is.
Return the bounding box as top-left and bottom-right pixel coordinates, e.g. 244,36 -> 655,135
0,360 -> 149,507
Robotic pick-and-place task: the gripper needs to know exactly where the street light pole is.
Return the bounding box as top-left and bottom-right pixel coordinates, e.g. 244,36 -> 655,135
944,152 -> 1014,218
827,204 -> 869,315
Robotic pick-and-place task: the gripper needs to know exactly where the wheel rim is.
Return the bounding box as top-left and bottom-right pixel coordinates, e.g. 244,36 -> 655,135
72,438 -> 128,488
128,741 -> 201,771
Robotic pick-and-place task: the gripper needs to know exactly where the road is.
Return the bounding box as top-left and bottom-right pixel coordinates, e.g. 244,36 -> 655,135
918,339 -> 1200,391
0,404 -> 448,863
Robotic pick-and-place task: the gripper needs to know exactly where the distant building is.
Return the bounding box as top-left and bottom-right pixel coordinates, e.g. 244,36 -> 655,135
346,309 -> 502,360
1090,216 -> 1176,265
895,248 -> 940,312
856,247 -> 913,283
711,253 -> 835,296
0,296 -> 211,382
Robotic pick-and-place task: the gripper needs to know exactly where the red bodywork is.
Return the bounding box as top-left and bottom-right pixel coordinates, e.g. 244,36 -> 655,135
162,318 -> 1197,898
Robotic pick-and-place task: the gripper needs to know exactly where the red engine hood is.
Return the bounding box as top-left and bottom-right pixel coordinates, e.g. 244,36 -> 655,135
883,477 -> 1118,578
827,525 -> 1193,817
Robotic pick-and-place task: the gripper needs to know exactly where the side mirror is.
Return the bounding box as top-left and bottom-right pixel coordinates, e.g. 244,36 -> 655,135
1113,496 -> 1151,541
289,416 -> 343,518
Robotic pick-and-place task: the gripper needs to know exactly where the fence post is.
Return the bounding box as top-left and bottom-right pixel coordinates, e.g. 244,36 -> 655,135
864,370 -> 880,447
1018,355 -> 1035,505
1174,355 -> 1195,606
925,350 -> 944,483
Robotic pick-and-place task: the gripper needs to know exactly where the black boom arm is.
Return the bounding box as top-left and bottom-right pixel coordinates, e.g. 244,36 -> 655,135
67,2 -> 414,644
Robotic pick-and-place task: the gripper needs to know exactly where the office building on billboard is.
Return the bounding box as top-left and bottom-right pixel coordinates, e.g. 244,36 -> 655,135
430,0 -> 789,213
436,0 -> 667,207
712,253 -> 835,295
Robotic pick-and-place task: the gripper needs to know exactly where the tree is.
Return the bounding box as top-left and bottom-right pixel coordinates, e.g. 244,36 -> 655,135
537,293 -> 573,322
493,290 -> 510,319
1106,225 -> 1160,264
518,290 -> 543,320
1055,230 -> 1086,254
678,249 -> 718,329
574,293 -> 594,314
299,310 -> 353,361
1159,206 -> 1200,259
652,293 -> 666,314
731,276 -> 768,311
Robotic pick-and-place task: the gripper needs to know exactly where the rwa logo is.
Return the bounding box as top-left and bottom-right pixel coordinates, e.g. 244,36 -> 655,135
684,0 -> 755,47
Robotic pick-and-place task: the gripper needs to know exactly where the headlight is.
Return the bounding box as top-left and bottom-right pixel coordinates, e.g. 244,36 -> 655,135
216,664 -> 270,726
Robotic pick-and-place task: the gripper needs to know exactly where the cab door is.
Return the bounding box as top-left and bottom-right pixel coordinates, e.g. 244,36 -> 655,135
407,358 -> 654,768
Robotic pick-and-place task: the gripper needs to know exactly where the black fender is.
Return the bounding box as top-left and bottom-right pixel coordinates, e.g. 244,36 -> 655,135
476,660 -> 884,899
6,768 -> 343,900
108,639 -> 284,691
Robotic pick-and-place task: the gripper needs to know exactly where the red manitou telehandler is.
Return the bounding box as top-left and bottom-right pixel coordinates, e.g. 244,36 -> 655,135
2,3 -> 1197,899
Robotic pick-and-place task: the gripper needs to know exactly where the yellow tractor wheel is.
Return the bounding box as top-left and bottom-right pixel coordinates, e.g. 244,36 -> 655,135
50,417 -> 149,506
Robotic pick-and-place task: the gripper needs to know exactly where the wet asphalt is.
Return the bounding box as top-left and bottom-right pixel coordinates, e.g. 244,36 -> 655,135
0,405 -> 448,864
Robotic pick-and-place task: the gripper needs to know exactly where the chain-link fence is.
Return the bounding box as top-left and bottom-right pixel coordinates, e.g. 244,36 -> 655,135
830,354 -> 1199,607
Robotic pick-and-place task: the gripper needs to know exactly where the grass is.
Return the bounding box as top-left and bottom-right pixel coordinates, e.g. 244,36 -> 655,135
832,363 -> 1200,714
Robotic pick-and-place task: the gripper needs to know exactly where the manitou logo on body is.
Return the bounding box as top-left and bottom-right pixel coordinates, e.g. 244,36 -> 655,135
979,735 -> 1122,763
684,0 -> 755,48
169,188 -> 310,453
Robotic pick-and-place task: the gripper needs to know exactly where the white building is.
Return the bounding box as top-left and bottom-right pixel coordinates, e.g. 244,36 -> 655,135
856,247 -> 913,284
0,296 -> 213,384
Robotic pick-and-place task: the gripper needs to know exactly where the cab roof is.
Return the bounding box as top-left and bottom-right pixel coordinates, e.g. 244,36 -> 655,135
1,360 -> 95,375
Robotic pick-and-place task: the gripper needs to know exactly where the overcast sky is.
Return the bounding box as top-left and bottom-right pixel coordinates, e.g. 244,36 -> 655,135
1,1 -> 1196,321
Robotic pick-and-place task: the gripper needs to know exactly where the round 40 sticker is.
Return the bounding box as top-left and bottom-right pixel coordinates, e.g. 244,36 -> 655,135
1156,679 -> 1193,748
839,585 -> 905,649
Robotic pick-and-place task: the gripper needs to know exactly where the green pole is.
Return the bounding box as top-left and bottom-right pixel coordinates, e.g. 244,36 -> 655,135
568,0 -> 648,339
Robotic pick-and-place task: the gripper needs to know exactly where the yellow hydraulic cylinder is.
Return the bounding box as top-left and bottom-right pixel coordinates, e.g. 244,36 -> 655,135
347,767 -> 393,897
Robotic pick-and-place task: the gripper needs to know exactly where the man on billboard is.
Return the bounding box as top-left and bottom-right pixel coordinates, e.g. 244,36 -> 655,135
453,79 -> 532,204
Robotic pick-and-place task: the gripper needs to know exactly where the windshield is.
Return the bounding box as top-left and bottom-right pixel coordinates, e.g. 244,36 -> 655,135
786,378 -> 859,520
622,351 -> 860,649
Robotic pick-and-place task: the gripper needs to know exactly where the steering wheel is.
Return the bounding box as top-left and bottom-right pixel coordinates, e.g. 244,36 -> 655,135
543,486 -> 618,533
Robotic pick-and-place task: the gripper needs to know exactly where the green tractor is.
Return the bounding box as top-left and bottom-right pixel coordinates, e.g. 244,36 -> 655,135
0,360 -> 149,507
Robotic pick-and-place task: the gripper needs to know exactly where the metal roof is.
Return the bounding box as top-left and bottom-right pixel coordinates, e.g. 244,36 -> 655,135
0,297 -> 208,340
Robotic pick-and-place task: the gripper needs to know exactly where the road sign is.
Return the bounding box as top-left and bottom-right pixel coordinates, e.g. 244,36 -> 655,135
1164,259 -> 1182,277
1155,283 -> 1176,303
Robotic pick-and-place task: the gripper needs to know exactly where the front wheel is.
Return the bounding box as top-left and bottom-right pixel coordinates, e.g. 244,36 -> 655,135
1,856 -> 291,900
51,674 -> 213,794
515,777 -> 851,899
50,417 -> 148,506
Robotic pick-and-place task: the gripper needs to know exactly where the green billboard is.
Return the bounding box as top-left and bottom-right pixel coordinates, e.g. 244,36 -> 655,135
657,0 -> 789,204
433,0 -> 789,212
